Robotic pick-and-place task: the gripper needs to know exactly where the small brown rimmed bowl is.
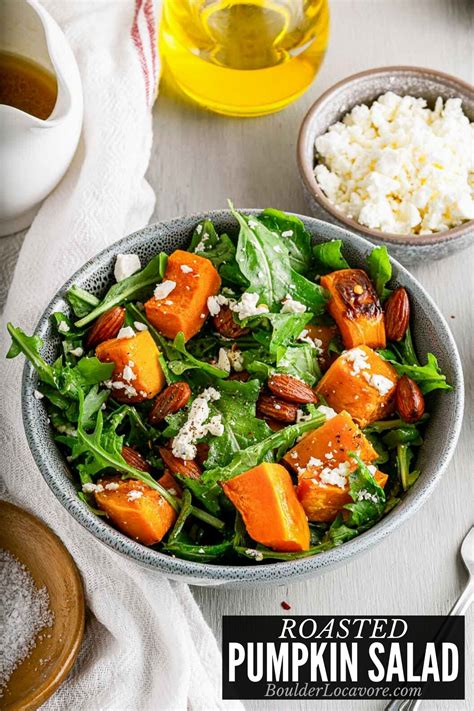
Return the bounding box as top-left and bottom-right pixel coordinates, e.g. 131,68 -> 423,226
297,66 -> 474,266
0,501 -> 85,710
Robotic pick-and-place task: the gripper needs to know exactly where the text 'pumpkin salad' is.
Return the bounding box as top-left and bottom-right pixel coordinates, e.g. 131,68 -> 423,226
7,205 -> 452,563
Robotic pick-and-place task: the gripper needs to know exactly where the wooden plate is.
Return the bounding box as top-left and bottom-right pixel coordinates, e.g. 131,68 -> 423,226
0,501 -> 85,710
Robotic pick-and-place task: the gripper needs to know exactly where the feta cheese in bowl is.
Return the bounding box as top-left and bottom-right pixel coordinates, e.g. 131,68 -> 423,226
298,66 -> 474,265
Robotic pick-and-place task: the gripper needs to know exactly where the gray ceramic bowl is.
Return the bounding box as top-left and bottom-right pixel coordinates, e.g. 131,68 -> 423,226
298,66 -> 474,266
22,211 -> 464,587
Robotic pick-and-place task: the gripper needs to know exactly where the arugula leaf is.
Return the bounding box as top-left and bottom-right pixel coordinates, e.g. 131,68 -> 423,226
344,454 -> 386,526
364,414 -> 429,433
163,540 -> 232,562
170,332 -> 229,379
396,443 -> 420,491
313,240 -> 349,274
287,269 -> 328,314
7,324 -> 58,387
276,343 -> 321,385
205,378 -> 272,468
75,253 -> 168,328
366,245 -> 392,300
202,412 -> 326,485
382,352 -> 451,394
258,208 -> 312,274
66,285 -> 100,318
382,426 -> 423,449
232,204 -> 291,309
190,220 -> 236,268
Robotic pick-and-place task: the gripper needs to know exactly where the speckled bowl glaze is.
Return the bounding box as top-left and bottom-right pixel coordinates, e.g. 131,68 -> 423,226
297,66 -> 474,266
22,211 -> 464,587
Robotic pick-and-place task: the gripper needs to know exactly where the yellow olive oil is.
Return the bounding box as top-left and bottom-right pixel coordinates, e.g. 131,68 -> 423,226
160,0 -> 329,116
0,51 -> 57,120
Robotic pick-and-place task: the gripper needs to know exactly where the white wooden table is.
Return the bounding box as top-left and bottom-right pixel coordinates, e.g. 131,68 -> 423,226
146,1 -> 473,708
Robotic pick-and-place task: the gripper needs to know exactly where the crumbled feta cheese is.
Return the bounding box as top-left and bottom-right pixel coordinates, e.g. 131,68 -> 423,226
227,349 -> 244,372
111,380 -> 138,398
314,92 -> 474,235
307,456 -> 323,468
134,321 -> 148,331
127,490 -> 143,501
69,347 -> 83,357
217,348 -> 231,373
319,461 -> 351,489
34,389 -> 44,399
117,326 -> 135,339
297,329 -> 323,353
230,293 -> 269,320
248,220 -> 259,228
281,230 -> 294,237
114,254 -> 141,282
122,361 -> 136,383
245,548 -> 264,561
317,405 -> 337,420
154,280 -> 176,301
172,387 -> 222,460
207,293 -> 229,316
280,294 -> 306,314
180,264 -> 193,273
367,465 -> 377,475
104,482 -> 120,491
344,348 -> 370,375
363,372 -> 394,396
357,488 -> 379,503
194,233 -> 209,252
82,482 -> 104,494
58,321 -> 70,334
196,223 -> 203,235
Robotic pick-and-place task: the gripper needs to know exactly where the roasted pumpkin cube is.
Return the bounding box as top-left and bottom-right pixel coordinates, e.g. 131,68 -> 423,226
95,476 -> 177,545
297,469 -> 388,523
145,250 -> 221,342
222,463 -> 310,552
320,269 -> 386,350
96,330 -> 165,403
316,346 -> 398,427
283,410 -> 378,476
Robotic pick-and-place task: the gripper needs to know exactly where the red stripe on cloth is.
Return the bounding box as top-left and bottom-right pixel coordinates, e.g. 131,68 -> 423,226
131,0 -> 151,102
143,0 -> 158,84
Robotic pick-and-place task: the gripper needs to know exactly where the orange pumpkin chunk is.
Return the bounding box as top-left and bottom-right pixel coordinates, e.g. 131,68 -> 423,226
96,330 -> 165,403
283,410 -> 377,476
144,250 -> 221,342
95,476 -> 177,545
222,463 -> 310,552
297,470 -> 388,523
316,346 -> 398,427
320,269 -> 386,350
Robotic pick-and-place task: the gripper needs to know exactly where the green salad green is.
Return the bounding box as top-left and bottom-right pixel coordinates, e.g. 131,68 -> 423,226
7,206 -> 451,563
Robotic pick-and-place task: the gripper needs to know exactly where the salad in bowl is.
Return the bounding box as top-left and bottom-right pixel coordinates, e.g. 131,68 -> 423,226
7,205 -> 452,565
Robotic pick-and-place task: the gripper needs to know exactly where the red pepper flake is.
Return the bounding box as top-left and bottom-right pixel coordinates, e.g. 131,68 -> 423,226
281,601 -> 291,610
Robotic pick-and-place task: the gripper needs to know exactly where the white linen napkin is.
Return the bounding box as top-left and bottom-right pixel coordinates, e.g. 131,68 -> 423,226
0,2 -> 242,709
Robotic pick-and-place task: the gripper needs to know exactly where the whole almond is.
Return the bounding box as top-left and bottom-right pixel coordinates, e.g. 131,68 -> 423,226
213,306 -> 249,339
159,446 -> 202,480
148,382 -> 191,425
228,370 -> 250,382
267,374 -> 317,404
122,445 -> 151,473
396,375 -> 425,423
385,288 -> 410,342
86,306 -> 126,348
257,393 -> 298,423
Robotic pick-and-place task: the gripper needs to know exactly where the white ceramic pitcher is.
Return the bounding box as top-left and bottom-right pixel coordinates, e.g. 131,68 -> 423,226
0,0 -> 83,236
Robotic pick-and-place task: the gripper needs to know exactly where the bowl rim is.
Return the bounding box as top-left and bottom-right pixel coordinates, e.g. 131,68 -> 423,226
297,64 -> 474,246
0,500 -> 85,710
21,209 -> 464,585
